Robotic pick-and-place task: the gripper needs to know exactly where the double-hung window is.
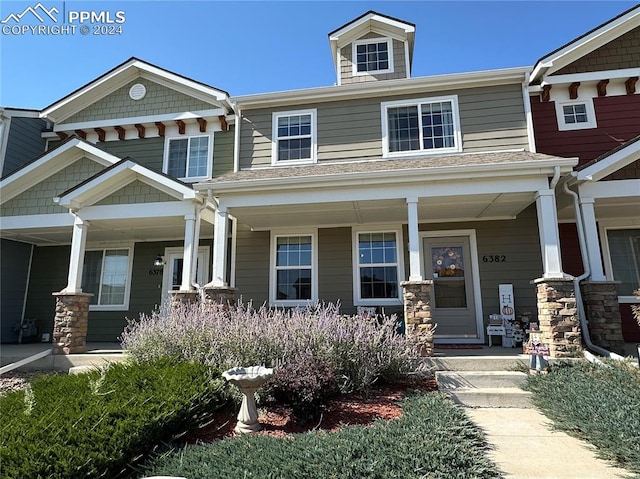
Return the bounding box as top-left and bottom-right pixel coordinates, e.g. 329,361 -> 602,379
353,38 -> 393,75
605,228 -> 640,298
271,232 -> 317,306
82,248 -> 132,310
272,109 -> 317,165
164,135 -> 211,180
353,230 -> 403,305
382,96 -> 461,157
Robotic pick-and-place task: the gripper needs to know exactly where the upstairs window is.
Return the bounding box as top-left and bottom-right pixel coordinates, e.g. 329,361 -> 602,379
353,38 -> 393,74
272,109 -> 317,165
555,100 -> 597,131
163,135 -> 211,180
382,96 -> 462,157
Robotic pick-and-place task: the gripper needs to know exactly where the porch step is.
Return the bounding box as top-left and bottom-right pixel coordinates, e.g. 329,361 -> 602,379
436,370 -> 532,408
423,355 -> 530,372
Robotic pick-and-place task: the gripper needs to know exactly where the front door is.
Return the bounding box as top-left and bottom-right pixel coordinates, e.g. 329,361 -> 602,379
423,235 -> 479,341
162,247 -> 209,305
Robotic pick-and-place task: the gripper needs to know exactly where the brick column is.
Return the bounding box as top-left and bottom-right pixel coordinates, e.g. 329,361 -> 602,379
535,280 -> 582,358
580,282 -> 625,354
52,292 -> 92,355
401,280 -> 434,357
202,286 -> 236,309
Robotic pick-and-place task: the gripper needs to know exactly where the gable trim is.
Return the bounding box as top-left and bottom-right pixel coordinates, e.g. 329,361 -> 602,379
575,135 -> 640,182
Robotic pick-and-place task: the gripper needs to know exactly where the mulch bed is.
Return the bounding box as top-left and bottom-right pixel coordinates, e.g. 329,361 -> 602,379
184,377 -> 438,443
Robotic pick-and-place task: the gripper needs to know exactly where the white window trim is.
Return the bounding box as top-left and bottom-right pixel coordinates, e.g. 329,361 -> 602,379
599,223 -> 640,303
381,95 -> 463,159
162,133 -> 214,182
352,226 -> 404,306
271,109 -> 317,166
270,229 -> 318,307
555,99 -> 597,131
84,245 -> 134,311
352,37 -> 394,76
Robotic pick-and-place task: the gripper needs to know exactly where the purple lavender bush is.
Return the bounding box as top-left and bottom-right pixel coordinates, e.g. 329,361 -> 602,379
121,302 -> 418,394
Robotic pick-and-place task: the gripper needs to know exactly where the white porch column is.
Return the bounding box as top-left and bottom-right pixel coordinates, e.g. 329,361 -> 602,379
211,204 -> 229,287
579,196 -> 606,281
181,213 -> 197,291
65,214 -> 89,293
535,189 -> 565,279
406,197 -> 423,281
190,206 -> 203,286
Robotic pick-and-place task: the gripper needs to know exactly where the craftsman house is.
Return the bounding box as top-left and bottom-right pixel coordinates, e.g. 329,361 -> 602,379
529,4 -> 640,343
0,8 -> 637,354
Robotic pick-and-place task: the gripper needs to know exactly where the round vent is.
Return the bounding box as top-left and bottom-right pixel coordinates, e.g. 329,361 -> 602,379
129,83 -> 146,100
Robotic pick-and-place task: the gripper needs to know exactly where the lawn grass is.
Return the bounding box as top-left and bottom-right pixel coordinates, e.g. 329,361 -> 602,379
524,360 -> 640,476
143,391 -> 501,479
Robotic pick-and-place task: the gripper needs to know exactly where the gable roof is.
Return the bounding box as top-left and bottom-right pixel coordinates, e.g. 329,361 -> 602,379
328,11 -> 416,75
54,157 -> 200,209
574,134 -> 640,182
0,136 -> 121,204
530,4 -> 640,84
40,57 -> 234,124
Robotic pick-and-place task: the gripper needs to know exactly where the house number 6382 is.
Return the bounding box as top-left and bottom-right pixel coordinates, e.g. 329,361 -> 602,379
482,255 -> 506,263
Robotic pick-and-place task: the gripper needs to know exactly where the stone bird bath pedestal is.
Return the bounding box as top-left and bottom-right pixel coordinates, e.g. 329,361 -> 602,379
222,366 -> 274,433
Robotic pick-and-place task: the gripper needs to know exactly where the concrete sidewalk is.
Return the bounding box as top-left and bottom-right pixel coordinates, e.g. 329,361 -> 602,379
467,408 -> 632,479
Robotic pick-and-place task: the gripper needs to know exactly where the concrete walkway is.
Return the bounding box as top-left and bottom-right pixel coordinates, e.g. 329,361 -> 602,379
467,407 -> 632,479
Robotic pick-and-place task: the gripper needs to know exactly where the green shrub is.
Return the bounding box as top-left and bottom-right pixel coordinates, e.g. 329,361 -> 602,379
144,391 -> 501,479
524,360 -> 640,474
0,360 -> 230,479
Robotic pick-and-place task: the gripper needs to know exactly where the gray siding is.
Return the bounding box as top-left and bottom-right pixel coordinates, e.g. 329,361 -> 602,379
64,78 -> 216,124
213,127 -> 235,177
95,180 -> 176,206
340,35 -> 408,85
239,83 -> 529,169
318,227 -> 354,310
234,225 -> 270,305
1,157 -> 105,216
0,240 -> 32,343
99,137 -> 165,172
3,117 -> 47,177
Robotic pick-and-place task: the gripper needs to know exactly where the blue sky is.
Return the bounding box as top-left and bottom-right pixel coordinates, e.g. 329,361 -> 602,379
1,1 -> 637,110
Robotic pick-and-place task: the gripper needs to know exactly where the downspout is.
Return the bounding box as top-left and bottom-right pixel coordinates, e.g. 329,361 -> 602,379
561,181 -> 625,360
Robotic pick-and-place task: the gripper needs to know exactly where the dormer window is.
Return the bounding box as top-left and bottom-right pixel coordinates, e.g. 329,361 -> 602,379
353,38 -> 393,75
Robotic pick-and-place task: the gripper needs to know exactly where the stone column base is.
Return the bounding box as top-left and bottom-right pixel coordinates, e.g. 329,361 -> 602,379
52,292 -> 92,355
168,290 -> 200,307
401,280 -> 434,357
580,281 -> 625,354
535,279 -> 582,358
202,285 -> 237,308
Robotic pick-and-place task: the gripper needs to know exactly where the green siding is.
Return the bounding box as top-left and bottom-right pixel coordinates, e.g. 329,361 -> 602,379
65,78 -> 216,124
99,137 -> 165,172
1,157 -> 105,216
318,227 -> 354,311
95,180 -> 176,206
0,240 -> 33,343
213,127 -> 235,177
3,117 -> 47,177
239,83 -> 529,169
234,225 -> 270,305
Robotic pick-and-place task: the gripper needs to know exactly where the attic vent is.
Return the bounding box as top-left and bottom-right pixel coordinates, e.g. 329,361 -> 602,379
129,83 -> 146,100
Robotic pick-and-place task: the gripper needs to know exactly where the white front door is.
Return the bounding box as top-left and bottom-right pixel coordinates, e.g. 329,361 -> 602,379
423,233 -> 483,343
162,247 -> 209,304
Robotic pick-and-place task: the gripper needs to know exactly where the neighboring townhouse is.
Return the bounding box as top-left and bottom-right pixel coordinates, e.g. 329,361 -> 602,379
0,9 -> 636,356
529,4 -> 640,344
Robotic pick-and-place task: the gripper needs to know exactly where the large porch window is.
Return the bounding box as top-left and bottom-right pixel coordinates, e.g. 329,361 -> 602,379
82,247 -> 132,310
353,229 -> 403,305
606,228 -> 640,297
270,232 -> 317,306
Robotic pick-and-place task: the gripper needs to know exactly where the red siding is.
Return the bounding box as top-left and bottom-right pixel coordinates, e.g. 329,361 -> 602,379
559,223 -> 585,277
620,303 -> 640,342
531,94 -> 640,167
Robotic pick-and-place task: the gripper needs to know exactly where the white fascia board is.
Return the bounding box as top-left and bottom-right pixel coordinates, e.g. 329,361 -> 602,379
531,7 -> 640,82
0,213 -> 73,230
203,157 -> 577,194
235,67 -> 531,109
135,63 -> 229,102
576,141 -> 640,182
55,109 -> 226,132
329,13 -> 414,41
541,67 -> 640,86
579,179 -> 640,199
1,108 -> 41,119
0,139 -> 120,204
79,201 -> 194,221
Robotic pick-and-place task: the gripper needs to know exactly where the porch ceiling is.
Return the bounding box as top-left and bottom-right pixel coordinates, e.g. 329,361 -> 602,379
557,195 -> 640,222
1,217 -> 211,246
230,192 -> 536,230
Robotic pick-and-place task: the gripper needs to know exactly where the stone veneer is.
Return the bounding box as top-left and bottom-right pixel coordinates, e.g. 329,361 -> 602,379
535,280 -> 582,358
51,292 -> 92,355
168,290 -> 200,306
202,286 -> 237,308
580,282 -> 625,354
401,280 -> 434,357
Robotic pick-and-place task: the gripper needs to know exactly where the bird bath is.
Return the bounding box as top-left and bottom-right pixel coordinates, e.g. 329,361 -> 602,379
222,366 -> 274,433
